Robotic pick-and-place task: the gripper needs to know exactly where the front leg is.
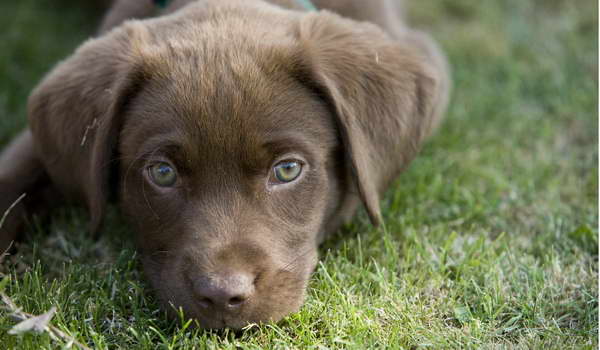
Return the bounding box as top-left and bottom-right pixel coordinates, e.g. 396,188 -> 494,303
0,130 -> 48,253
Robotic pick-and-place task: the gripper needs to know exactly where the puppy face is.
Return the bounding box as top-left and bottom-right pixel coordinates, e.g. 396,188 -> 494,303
27,1 -> 448,329
117,51 -> 343,327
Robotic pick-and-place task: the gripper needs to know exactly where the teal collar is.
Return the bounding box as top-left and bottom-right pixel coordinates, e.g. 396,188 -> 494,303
296,0 -> 318,11
153,0 -> 317,11
153,0 -> 169,9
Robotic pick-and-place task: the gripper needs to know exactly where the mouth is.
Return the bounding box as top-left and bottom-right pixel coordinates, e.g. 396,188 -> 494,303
164,299 -> 268,330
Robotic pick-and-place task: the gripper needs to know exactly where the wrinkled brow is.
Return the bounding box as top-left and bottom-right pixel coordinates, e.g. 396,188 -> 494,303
136,137 -> 182,158
261,133 -> 318,161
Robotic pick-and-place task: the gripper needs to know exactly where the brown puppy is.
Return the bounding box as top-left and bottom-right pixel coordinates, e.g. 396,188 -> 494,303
0,0 -> 449,329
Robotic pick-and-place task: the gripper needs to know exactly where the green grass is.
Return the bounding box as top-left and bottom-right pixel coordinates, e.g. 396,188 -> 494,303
0,0 -> 597,348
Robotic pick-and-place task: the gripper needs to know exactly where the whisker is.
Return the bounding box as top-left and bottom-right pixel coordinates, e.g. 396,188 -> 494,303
142,178 -> 160,221
121,153 -> 154,197
280,246 -> 314,273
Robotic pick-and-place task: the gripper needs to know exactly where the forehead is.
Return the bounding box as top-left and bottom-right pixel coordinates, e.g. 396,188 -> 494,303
123,46 -> 337,165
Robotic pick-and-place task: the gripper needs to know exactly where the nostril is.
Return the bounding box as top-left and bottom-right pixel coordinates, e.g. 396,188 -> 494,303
192,272 -> 256,310
227,295 -> 247,307
197,296 -> 214,309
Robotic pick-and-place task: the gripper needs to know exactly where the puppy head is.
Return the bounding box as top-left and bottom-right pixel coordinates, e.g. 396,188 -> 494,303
117,29 -> 341,328
28,2 -> 448,329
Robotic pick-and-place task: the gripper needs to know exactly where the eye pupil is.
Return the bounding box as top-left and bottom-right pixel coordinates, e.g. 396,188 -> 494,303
149,162 -> 177,187
158,165 -> 171,175
274,161 -> 302,183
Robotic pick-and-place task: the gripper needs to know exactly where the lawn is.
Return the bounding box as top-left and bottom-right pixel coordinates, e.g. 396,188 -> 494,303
0,0 -> 597,349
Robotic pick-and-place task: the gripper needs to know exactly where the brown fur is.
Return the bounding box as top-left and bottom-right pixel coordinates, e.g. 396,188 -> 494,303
0,0 -> 449,329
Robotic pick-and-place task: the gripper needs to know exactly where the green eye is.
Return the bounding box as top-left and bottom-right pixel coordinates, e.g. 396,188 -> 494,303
273,161 -> 302,183
148,162 -> 177,187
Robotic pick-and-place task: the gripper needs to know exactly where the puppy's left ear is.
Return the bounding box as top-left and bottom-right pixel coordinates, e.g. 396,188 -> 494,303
298,12 -> 450,225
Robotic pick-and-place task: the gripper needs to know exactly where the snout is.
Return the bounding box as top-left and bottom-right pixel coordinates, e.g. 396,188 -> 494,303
142,240 -> 318,329
191,272 -> 256,311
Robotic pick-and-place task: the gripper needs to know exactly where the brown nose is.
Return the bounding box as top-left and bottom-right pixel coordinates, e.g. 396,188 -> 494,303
193,272 -> 255,310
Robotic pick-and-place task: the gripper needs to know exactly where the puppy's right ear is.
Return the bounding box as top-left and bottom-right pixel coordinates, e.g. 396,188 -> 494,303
28,22 -> 154,235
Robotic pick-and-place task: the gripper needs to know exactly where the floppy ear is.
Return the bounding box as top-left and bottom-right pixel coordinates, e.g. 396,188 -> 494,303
298,12 -> 450,225
28,22 -> 152,235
